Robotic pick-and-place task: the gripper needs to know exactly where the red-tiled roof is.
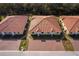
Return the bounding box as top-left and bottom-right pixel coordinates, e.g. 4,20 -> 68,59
61,16 -> 79,51
29,16 -> 50,32
0,16 -> 28,50
61,16 -> 79,32
0,40 -> 20,50
0,16 -> 28,33
28,16 -> 64,51
28,40 -> 64,51
29,16 -> 61,32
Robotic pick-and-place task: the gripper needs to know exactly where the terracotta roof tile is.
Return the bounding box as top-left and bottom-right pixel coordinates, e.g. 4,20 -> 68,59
61,16 -> 79,51
61,16 -> 79,32
0,15 -> 28,50
28,16 -> 64,51
0,16 -> 28,33
29,16 -> 61,32
0,40 -> 20,50
28,40 -> 64,51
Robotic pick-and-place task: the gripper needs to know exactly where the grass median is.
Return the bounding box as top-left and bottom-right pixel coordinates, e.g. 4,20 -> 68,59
19,37 -> 29,51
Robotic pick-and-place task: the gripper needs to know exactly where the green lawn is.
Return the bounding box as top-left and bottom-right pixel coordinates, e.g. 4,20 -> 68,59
0,16 -> 5,21
19,37 -> 29,51
62,36 -> 74,51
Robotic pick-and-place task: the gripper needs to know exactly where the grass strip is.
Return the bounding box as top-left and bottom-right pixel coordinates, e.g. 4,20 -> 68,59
19,37 -> 29,51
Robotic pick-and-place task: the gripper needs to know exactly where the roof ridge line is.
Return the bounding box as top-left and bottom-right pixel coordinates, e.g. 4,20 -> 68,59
30,16 -> 56,32
46,17 -> 60,32
30,17 -> 47,32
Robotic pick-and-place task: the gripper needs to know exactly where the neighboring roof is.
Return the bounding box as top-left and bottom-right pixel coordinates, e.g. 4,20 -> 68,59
28,40 -> 64,51
61,16 -> 79,51
0,16 -> 28,50
72,40 -> 79,51
29,16 -> 61,32
29,16 -> 50,32
28,16 -> 64,51
0,16 -> 28,33
61,16 -> 79,32
0,40 -> 21,50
